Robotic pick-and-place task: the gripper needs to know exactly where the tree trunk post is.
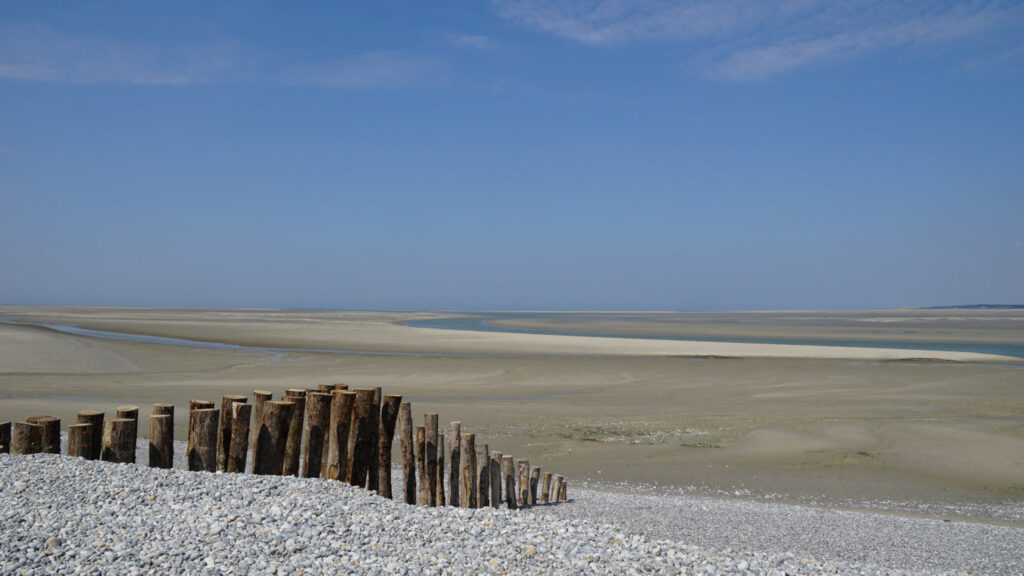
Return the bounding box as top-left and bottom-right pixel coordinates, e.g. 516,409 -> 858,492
517,460 -> 530,506
416,426 -> 427,505
217,395 -> 247,472
0,421 -> 10,454
541,472 -> 552,503
561,479 -> 567,501
378,394 -> 402,499
448,421 -> 460,507
551,475 -> 564,502
252,400 -> 295,475
227,402 -> 251,473
76,410 -> 104,460
529,466 -> 541,505
489,451 -> 503,509
459,433 -> 476,508
188,400 -> 213,464
367,387 -> 382,491
301,392 -> 333,478
502,455 -> 517,510
249,390 -> 273,472
475,443 -> 490,509
425,414 -> 438,506
282,389 -> 306,477
436,433 -> 445,507
346,389 -> 375,487
67,423 -> 92,459
398,402 -> 416,504
148,414 -> 173,469
11,421 -> 42,454
323,390 -> 356,481
115,406 -> 138,459
100,418 -> 134,463
26,416 -> 60,454
187,408 -> 218,472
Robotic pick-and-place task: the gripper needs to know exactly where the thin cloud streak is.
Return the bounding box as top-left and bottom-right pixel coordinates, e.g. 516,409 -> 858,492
495,0 -> 1023,80
284,51 -> 447,89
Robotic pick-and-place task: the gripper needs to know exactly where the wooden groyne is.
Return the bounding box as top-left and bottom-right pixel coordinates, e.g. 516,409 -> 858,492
0,386 -> 569,508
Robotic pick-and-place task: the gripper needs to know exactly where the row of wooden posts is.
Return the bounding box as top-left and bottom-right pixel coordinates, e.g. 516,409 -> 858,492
0,384 -> 569,507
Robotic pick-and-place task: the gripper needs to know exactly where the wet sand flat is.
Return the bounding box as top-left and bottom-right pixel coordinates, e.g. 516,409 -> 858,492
1,306 -> 1021,523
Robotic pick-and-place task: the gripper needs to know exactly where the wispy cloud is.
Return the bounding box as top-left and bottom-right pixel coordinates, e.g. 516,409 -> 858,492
447,34 -> 499,51
494,0 -> 1023,80
284,51 -> 446,89
0,23 -> 241,85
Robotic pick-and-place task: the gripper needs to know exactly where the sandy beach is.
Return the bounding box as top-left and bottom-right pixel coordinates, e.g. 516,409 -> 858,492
1,306 -> 1022,525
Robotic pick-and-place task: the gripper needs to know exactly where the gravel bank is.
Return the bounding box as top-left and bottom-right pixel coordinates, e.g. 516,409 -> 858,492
2,453 -> 1020,575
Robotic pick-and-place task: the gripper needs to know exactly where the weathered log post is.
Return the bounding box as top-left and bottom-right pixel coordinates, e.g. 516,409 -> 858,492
301,392 -> 333,478
249,390 -> 273,472
226,402 -> 251,473
67,423 -> 92,458
398,402 -> 416,504
282,389 -> 306,477
489,451 -> 503,509
518,460 -> 530,506
551,475 -> 564,502
459,434 -> 476,508
476,444 -> 490,508
436,434 -> 445,506
187,408 -> 218,472
0,421 -> 10,453
188,400 -> 213,464
346,389 -> 375,487
26,416 -> 60,454
502,455 -> 517,510
115,406 -> 139,459
378,395 -> 402,499
101,418 -> 134,463
561,479 -> 567,501
323,390 -> 356,481
416,426 -> 427,505
76,410 -> 104,460
148,414 -> 173,469
11,421 -> 42,454
529,466 -> 541,505
425,414 -> 439,506
216,395 -> 247,472
542,472 -> 552,503
448,422 -> 461,507
367,388 -> 382,491
253,400 -> 295,475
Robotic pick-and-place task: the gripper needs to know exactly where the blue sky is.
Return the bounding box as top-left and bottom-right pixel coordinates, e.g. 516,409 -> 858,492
1,1 -> 1022,310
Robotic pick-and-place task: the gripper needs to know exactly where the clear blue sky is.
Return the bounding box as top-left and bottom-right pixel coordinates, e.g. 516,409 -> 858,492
2,1 -> 1022,310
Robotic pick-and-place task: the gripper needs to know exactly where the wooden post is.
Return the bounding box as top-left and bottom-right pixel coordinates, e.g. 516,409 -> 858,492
378,395 -> 402,499
115,406 -> 139,460
367,387 -> 382,491
551,475 -> 564,502
346,389 -> 375,487
502,455 -> 517,510
188,400 -> 213,464
148,414 -> 173,469
415,426 -> 427,505
323,390 -> 355,481
101,418 -> 134,463
252,400 -> 295,475
217,395 -> 247,472
301,392 -> 332,478
425,414 -> 438,506
436,434 -> 445,507
67,423 -> 92,458
282,389 -> 306,477
398,402 -> 415,504
542,472 -> 552,503
76,410 -> 104,460
448,421 -> 460,507
489,451 -> 503,509
249,390 -> 272,472
26,416 -> 60,454
0,421 -> 10,453
517,460 -> 530,506
529,466 -> 541,505
227,402 -> 251,473
475,444 -> 490,508
11,421 -> 42,454
561,479 -> 567,501
459,434 -> 476,508
187,408 -> 218,472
